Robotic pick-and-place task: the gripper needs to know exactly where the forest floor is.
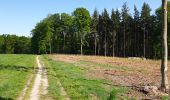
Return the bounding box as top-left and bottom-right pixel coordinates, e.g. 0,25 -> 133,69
48,54 -> 170,99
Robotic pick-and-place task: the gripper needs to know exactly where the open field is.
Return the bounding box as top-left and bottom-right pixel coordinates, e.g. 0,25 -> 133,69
45,54 -> 170,99
0,54 -> 169,100
42,55 -> 127,100
0,54 -> 36,99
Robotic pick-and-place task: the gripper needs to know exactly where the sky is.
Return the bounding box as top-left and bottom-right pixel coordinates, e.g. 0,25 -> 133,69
0,0 -> 161,37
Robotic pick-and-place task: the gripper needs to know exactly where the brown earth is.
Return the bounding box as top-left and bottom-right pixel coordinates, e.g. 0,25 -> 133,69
49,54 -> 170,99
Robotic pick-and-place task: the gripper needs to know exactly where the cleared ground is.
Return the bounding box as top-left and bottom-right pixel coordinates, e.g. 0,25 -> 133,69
0,54 -> 36,99
46,54 -> 170,99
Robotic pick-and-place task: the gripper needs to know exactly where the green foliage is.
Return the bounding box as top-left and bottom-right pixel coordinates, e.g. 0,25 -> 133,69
0,35 -> 31,54
73,8 -> 91,54
91,8 -> 99,33
29,2 -> 168,59
154,1 -> 170,59
31,20 -> 53,54
73,8 -> 91,34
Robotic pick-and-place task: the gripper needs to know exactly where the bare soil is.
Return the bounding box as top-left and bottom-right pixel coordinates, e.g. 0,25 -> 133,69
49,54 -> 170,99
29,56 -> 48,100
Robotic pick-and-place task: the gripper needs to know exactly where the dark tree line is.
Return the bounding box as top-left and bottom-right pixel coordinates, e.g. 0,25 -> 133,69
31,2 -> 170,59
0,34 -> 31,54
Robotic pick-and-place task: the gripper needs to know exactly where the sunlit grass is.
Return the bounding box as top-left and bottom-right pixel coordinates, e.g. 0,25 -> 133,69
0,54 -> 36,99
41,55 -> 127,100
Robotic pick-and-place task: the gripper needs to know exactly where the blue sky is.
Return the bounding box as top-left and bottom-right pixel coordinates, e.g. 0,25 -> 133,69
0,0 -> 161,36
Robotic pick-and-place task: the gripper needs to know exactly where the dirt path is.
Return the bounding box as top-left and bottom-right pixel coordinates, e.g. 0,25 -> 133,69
29,56 -> 48,100
18,75 -> 34,100
57,80 -> 70,100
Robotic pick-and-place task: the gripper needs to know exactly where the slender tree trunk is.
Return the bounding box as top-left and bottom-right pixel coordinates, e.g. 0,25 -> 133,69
105,32 -> 107,56
94,33 -> 97,56
123,23 -> 126,57
134,22 -> 137,57
49,41 -> 52,55
113,30 -> 116,57
63,35 -> 65,53
81,36 -> 83,55
161,0 -> 169,92
116,31 -> 119,57
98,42 -> 100,55
143,25 -> 146,58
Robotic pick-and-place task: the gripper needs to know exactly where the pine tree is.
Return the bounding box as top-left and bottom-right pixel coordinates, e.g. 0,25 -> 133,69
91,8 -> 99,55
111,9 -> 120,57
102,9 -> 110,56
121,2 -> 130,57
141,2 -> 151,58
133,5 -> 140,57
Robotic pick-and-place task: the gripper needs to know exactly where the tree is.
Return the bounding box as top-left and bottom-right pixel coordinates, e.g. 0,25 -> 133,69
31,20 -> 53,54
133,5 -> 140,57
97,15 -> 104,56
14,36 -> 31,54
141,2 -> 151,58
114,9 -> 121,57
121,2 -> 130,57
0,35 -> 5,53
161,0 -> 169,92
3,35 -> 17,54
102,9 -> 110,56
111,9 -> 120,57
91,8 -> 99,55
61,13 -> 73,53
73,8 -> 91,55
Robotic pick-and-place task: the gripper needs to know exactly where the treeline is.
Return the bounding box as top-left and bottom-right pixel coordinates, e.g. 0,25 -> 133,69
31,2 -> 170,59
0,35 -> 31,54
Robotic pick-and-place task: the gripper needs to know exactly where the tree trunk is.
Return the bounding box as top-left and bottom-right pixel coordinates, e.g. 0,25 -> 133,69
123,22 -> 126,57
161,0 -> 169,92
143,25 -> 146,58
63,35 -> 65,53
81,36 -> 83,55
94,33 -> 97,56
113,30 -> 116,57
105,32 -> 107,56
49,41 -> 52,55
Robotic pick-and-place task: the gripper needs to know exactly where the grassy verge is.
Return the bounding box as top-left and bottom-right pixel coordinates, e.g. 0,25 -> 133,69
41,55 -> 127,100
0,54 -> 36,99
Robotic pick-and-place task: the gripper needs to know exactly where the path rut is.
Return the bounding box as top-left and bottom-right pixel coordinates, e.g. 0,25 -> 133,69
29,56 -> 48,100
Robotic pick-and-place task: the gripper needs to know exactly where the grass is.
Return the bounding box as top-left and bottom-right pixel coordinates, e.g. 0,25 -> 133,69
0,54 -> 36,99
41,55 -> 127,100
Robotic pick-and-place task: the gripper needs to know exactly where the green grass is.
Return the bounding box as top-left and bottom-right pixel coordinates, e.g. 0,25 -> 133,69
162,96 -> 170,100
41,55 -> 127,100
0,54 -> 36,99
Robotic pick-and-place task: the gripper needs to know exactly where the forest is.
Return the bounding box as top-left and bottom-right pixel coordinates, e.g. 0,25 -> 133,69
0,2 -> 170,59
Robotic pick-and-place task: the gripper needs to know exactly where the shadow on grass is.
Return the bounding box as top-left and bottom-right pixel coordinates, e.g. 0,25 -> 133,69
0,64 -> 34,72
0,97 -> 14,100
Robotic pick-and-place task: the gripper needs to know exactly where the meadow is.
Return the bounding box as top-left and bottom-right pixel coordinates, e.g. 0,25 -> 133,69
0,54 -> 36,99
